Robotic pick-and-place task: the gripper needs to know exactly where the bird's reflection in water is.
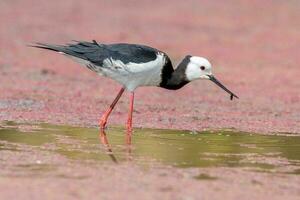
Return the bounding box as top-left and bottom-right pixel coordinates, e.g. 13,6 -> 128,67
98,129 -> 133,163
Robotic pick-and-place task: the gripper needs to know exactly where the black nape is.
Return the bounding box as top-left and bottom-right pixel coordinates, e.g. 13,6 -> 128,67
159,55 -> 191,90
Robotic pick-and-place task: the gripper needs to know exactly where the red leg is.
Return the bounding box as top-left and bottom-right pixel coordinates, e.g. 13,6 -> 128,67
125,92 -> 134,154
99,129 -> 118,163
126,91 -> 134,140
99,87 -> 125,129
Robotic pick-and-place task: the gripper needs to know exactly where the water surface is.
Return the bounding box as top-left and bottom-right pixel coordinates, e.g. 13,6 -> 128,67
0,121 -> 299,174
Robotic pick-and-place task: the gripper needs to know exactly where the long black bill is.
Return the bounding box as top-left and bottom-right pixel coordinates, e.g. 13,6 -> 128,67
208,75 -> 239,100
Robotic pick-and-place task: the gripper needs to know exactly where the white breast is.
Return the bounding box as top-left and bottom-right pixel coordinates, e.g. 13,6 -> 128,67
101,53 -> 166,91
61,51 -> 166,91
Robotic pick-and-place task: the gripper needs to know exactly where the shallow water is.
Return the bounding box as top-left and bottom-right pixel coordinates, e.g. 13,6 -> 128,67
0,121 -> 300,174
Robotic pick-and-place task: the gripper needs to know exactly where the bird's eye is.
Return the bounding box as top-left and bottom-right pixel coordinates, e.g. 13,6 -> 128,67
200,66 -> 205,70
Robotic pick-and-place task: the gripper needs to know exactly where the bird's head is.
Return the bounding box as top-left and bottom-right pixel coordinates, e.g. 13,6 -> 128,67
185,56 -> 212,80
185,56 -> 239,100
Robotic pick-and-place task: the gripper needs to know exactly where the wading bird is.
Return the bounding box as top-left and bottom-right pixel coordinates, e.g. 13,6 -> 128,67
32,40 -> 238,135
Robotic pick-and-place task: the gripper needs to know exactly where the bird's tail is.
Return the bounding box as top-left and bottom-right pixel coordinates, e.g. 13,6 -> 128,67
29,40 -> 104,66
29,43 -> 65,53
29,42 -> 87,60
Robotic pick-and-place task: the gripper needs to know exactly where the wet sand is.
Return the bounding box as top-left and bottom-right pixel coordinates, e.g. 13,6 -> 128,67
0,0 -> 299,134
1,0 -> 300,199
0,122 -> 300,200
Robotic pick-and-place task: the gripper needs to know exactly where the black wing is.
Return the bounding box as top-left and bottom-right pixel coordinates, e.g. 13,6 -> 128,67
31,40 -> 160,66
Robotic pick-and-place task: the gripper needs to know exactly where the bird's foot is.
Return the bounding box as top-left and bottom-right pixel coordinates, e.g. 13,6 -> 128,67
126,120 -> 133,133
126,127 -> 132,133
99,118 -> 107,130
125,128 -> 133,145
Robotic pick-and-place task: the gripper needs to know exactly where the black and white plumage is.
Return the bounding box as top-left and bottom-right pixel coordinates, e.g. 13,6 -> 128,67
32,40 -> 238,135
34,41 -> 171,91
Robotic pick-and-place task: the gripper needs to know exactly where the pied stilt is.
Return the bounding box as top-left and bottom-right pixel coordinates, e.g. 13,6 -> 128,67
32,40 -> 238,134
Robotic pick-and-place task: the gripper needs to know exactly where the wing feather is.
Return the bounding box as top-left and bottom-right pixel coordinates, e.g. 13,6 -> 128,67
32,41 -> 165,74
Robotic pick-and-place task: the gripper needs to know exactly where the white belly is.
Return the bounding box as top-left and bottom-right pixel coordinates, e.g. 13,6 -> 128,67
64,52 -> 166,91
100,53 -> 166,91
123,65 -> 163,90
